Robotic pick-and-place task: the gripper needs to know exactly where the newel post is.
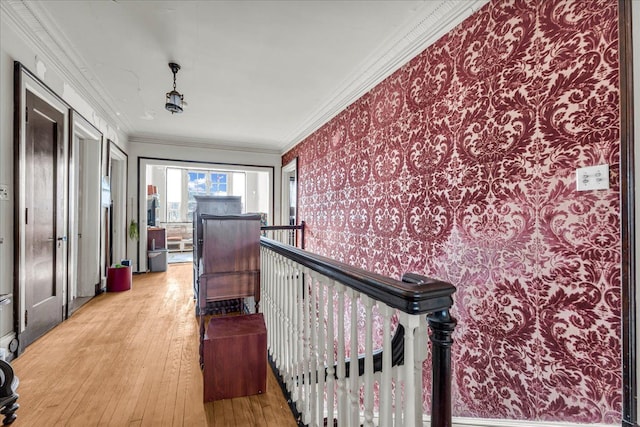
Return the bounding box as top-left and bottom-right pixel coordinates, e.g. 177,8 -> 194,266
427,309 -> 457,427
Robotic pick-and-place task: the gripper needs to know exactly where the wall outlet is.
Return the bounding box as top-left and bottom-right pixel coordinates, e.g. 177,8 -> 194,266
0,184 -> 7,201
576,164 -> 609,191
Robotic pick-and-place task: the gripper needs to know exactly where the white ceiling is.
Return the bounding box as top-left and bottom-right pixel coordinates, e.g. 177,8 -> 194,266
4,0 -> 487,153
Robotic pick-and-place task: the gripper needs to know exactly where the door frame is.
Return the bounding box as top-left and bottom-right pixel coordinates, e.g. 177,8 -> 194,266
67,111 -> 103,317
107,140 -> 128,265
136,157 -> 275,272
13,62 -> 70,354
621,0 -> 639,424
281,157 -> 298,226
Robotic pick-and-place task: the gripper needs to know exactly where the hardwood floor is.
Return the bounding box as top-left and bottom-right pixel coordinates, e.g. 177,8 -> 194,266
10,264 -> 297,427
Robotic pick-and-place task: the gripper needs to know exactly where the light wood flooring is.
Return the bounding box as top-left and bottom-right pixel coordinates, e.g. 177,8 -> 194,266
10,263 -> 297,427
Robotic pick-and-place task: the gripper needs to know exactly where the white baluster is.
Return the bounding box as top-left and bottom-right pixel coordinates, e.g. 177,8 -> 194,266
379,305 -> 393,426
283,260 -> 293,390
399,312 -> 420,427
325,281 -> 336,425
296,266 -> 305,409
316,274 -> 326,426
395,350 -> 404,427
280,259 -> 287,382
264,251 -> 272,356
309,270 -> 319,426
413,317 -> 427,427
336,283 -> 348,426
274,255 -> 283,369
362,295 -> 374,426
302,267 -> 312,425
290,262 -> 300,403
349,289 -> 359,427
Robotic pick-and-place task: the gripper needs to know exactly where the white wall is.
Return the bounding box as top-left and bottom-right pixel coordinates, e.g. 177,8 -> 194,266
0,11 -> 128,357
244,171 -> 271,215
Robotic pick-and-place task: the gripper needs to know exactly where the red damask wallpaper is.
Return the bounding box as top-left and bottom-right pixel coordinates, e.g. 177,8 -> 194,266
283,0 -> 620,424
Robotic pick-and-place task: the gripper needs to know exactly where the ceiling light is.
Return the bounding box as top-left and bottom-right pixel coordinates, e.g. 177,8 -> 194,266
165,62 -> 184,114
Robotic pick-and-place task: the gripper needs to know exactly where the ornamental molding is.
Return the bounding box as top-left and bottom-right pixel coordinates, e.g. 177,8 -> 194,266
2,0 -> 489,152
1,0 -> 132,134
129,134 -> 281,155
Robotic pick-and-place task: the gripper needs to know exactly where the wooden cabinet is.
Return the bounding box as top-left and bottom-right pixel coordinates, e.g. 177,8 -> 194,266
197,213 -> 261,314
203,313 -> 266,401
193,195 -> 242,265
192,196 -> 242,306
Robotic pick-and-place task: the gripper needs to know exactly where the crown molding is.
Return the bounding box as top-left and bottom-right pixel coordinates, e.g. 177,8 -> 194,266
2,0 -> 489,156
129,134 -> 281,156
279,0 -> 489,154
1,0 -> 132,134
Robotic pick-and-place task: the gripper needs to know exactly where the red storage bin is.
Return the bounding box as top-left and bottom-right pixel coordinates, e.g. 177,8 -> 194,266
106,266 -> 132,292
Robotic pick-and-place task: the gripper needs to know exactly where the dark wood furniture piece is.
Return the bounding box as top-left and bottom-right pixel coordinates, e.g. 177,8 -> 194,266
193,196 -> 242,306
196,213 -> 262,367
198,214 -> 261,313
203,313 -> 267,402
147,227 -> 166,251
0,360 -> 19,425
147,227 -> 168,272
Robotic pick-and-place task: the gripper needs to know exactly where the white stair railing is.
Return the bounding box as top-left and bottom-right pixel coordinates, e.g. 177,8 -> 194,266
260,238 -> 457,427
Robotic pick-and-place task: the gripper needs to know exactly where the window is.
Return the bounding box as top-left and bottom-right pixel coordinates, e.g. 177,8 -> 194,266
166,168 -> 231,222
210,173 -> 227,194
166,168 -> 182,222
162,166 -> 268,224
186,171 -> 231,221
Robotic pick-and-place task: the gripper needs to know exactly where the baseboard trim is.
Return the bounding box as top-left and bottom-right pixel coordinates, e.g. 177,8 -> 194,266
453,416 -> 615,427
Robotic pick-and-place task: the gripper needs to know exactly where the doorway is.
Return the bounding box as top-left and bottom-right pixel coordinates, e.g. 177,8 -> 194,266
281,158 -> 297,226
16,73 -> 69,350
108,141 -> 128,267
138,159 -> 274,272
67,113 -> 102,315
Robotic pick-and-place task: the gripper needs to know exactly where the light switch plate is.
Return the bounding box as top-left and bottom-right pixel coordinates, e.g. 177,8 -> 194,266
576,164 -> 609,191
0,184 -> 7,200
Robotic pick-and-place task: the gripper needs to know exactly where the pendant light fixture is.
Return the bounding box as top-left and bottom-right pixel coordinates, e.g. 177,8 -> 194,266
165,62 -> 185,114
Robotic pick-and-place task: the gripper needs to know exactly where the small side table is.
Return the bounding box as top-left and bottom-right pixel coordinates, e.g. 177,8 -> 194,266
203,313 -> 266,402
106,266 -> 132,292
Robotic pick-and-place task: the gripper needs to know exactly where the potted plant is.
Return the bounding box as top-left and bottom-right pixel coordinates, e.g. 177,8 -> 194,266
128,219 -> 139,241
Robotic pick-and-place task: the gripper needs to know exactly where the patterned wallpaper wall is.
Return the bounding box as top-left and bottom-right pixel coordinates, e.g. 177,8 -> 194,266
283,0 -> 621,423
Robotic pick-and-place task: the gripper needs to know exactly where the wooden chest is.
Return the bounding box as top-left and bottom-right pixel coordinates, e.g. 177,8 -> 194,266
203,313 -> 267,402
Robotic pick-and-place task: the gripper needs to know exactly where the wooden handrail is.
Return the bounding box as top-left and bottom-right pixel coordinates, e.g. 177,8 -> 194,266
260,237 -> 455,315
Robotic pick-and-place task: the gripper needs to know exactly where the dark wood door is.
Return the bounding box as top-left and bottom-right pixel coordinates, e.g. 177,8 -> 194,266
22,90 -> 66,346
